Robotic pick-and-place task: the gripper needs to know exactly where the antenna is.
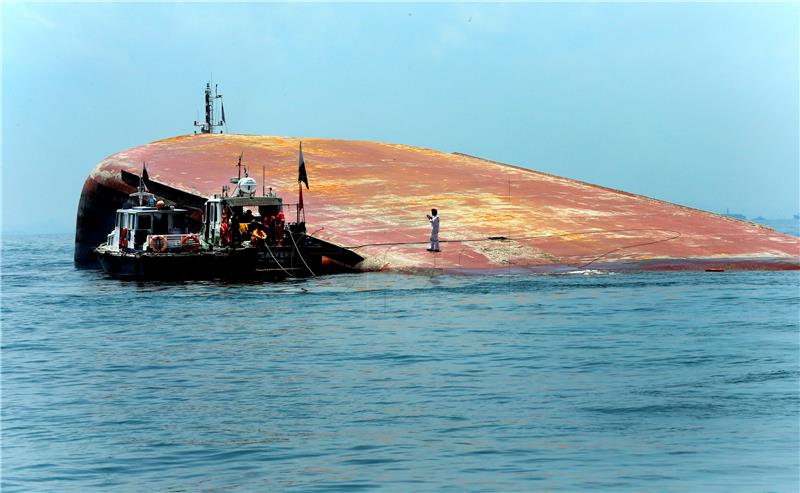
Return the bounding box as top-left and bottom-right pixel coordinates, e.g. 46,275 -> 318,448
262,165 -> 266,196
193,80 -> 224,134
129,161 -> 151,206
138,163 -> 146,205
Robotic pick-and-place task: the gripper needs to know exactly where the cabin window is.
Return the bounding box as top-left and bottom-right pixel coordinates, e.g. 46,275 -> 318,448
116,212 -> 122,228
153,213 -> 168,234
170,214 -> 186,232
204,204 -> 216,240
137,215 -> 152,230
205,204 -> 215,228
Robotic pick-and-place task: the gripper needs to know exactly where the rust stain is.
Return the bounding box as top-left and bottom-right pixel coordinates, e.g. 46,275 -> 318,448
82,133 -> 800,272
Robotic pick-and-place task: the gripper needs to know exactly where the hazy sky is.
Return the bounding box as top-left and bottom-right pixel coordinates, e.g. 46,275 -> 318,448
2,2 -> 798,233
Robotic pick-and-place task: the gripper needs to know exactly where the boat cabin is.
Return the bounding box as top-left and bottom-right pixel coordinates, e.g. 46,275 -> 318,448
107,205 -> 189,252
203,195 -> 287,246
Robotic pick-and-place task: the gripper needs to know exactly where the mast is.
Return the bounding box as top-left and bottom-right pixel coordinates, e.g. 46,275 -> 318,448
193,82 -> 224,134
205,83 -> 213,131
129,162 -> 154,206
137,169 -> 146,206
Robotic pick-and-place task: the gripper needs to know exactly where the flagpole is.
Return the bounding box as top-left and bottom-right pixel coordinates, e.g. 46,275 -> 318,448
297,181 -> 302,225
297,140 -> 308,228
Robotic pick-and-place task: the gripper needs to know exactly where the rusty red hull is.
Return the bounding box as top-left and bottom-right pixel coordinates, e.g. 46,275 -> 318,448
75,134 -> 800,272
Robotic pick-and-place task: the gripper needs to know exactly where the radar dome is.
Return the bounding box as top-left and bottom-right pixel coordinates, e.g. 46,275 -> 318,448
238,177 -> 257,195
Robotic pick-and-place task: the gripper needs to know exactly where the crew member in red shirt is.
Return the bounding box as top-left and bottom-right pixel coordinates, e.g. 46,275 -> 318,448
275,211 -> 285,246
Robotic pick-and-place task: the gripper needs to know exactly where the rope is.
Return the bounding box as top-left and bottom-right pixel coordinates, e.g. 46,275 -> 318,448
343,228 -> 681,250
576,230 -> 682,269
338,227 -> 683,270
288,231 -> 317,277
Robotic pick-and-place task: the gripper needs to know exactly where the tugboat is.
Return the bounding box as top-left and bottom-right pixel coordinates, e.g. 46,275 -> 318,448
94,162 -> 363,280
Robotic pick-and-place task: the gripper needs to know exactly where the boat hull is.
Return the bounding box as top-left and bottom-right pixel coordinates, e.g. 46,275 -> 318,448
95,243 -> 360,280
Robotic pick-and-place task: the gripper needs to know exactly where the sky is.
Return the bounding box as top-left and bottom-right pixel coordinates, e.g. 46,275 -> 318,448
2,2 -> 798,234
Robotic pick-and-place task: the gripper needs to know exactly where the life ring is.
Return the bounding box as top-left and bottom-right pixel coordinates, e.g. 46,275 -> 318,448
149,235 -> 169,253
182,234 -> 201,253
119,227 -> 128,250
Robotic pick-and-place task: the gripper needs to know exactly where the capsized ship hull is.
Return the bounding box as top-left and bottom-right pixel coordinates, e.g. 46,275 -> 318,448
75,134 -> 800,272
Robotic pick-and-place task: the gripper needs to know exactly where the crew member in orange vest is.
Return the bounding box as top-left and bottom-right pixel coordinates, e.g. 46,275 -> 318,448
250,224 -> 267,246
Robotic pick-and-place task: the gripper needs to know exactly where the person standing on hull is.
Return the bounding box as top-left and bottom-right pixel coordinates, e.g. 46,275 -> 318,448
426,209 -> 440,252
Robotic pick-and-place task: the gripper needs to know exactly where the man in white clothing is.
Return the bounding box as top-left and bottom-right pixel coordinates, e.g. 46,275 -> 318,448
426,209 -> 440,252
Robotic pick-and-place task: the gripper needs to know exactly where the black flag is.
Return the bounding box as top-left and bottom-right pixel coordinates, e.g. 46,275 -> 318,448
298,142 -> 309,189
142,162 -> 149,183
221,102 -> 226,123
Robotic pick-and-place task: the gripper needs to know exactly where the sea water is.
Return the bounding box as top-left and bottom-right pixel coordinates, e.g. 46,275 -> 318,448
2,234 -> 798,492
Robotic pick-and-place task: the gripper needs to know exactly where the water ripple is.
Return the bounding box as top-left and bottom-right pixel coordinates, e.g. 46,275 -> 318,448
2,234 -> 799,492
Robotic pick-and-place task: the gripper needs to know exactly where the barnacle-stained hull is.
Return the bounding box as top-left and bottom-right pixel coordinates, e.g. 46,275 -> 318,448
75,134 -> 800,272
